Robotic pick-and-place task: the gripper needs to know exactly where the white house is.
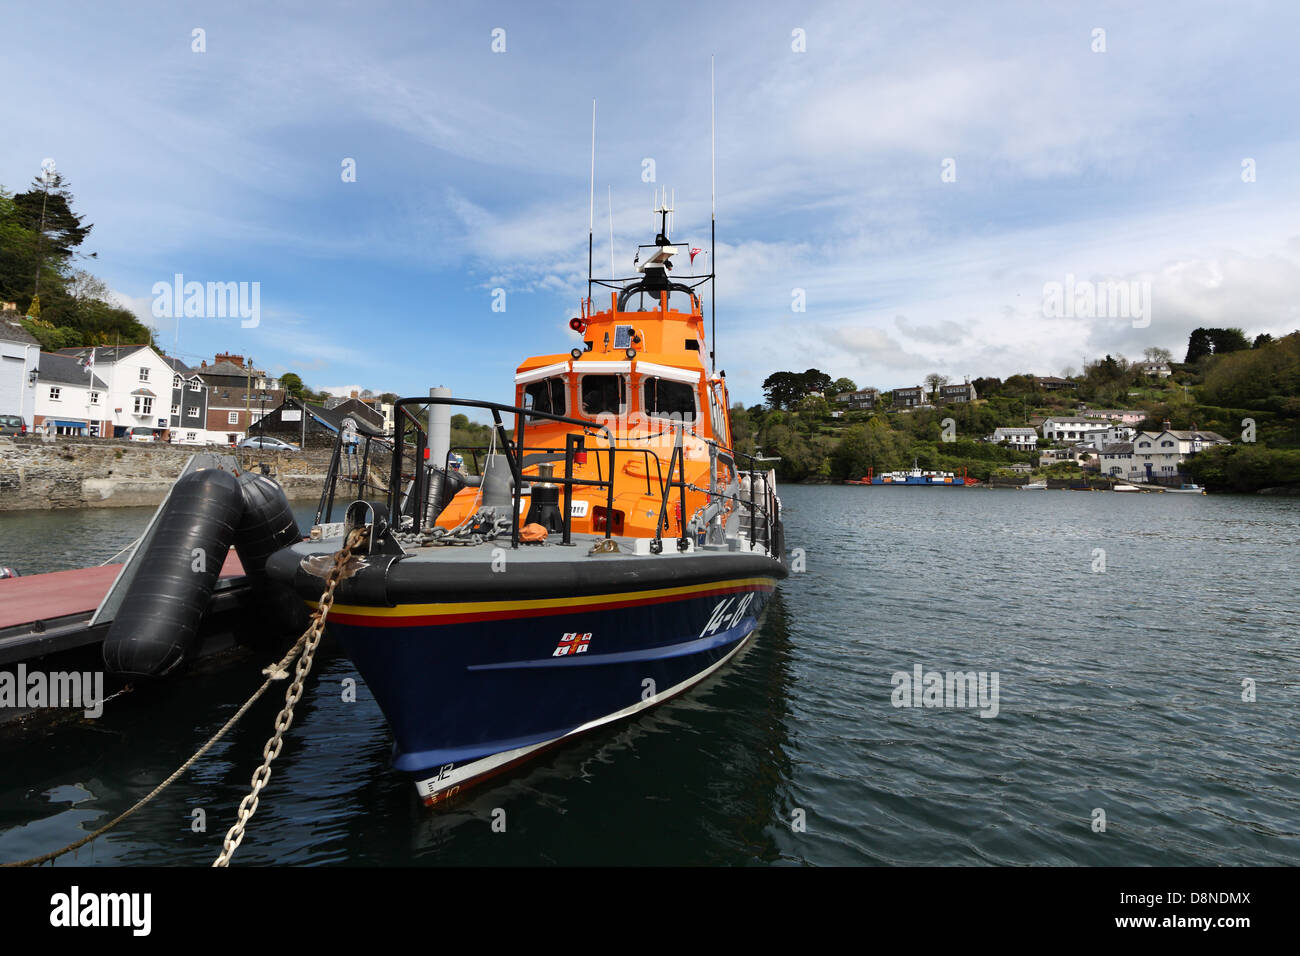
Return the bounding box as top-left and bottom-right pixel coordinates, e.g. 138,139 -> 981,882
0,306 -> 40,429
1041,417 -> 1107,442
1129,422 -> 1230,482
1079,424 -> 1137,450
991,427 -> 1039,451
1097,442 -> 1143,481
1133,361 -> 1172,378
33,353 -> 112,435
55,345 -> 179,439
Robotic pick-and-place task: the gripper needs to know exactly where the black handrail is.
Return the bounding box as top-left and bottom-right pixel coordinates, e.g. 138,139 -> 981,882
388,396 -> 618,548
328,395 -> 785,558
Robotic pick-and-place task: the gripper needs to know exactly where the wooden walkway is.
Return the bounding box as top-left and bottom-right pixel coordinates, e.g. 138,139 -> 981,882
0,553 -> 246,630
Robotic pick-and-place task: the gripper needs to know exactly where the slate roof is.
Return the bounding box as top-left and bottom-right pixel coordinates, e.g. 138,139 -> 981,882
305,401 -> 385,436
55,345 -> 152,363
0,316 -> 40,346
38,352 -> 109,389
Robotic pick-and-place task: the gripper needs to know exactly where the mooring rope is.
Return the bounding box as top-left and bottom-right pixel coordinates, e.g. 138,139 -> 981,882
0,528 -> 366,868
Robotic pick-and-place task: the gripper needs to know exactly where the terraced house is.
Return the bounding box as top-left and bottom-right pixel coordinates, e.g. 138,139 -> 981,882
195,352 -> 283,445
161,356 -> 210,445
33,352 -> 110,436
55,345 -> 177,439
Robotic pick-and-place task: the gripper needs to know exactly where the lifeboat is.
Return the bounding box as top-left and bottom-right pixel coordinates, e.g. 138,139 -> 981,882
265,197 -> 788,805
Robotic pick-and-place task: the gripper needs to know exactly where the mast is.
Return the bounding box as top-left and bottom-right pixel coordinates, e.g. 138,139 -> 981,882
710,55 -> 717,372
588,100 -> 595,306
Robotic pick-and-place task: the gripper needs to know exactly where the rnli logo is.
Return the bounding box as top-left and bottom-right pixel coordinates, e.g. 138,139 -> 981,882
699,593 -> 755,638
553,632 -> 593,656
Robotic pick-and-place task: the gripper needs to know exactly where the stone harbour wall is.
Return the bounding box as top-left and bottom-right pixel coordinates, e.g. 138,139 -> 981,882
0,437 -> 339,510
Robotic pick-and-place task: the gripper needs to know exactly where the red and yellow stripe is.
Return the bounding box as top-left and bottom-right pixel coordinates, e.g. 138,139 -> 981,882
319,577 -> 776,628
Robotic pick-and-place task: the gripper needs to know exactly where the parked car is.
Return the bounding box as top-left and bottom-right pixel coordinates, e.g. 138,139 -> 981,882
0,415 -> 27,437
127,427 -> 157,443
238,435 -> 299,451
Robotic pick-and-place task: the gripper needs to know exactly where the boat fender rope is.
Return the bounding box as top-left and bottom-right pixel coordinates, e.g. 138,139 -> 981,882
213,526 -> 368,867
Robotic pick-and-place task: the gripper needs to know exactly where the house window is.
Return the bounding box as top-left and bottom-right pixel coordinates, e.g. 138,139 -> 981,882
171,404 -> 180,416
188,406 -> 200,418
49,386 -> 61,401
89,424 -> 100,437
1161,440 -> 1173,447
173,374 -> 182,388
228,411 -> 239,425
134,396 -> 153,415
186,431 -> 197,441
89,391 -> 99,404
139,367 -> 150,382
189,381 -> 201,392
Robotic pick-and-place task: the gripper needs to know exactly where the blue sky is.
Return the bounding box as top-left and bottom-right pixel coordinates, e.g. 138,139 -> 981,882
4,0 -> 1299,406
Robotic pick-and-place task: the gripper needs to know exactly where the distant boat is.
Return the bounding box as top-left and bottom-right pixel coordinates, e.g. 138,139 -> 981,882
849,461 -> 970,486
1018,481 -> 1047,490
1164,483 -> 1206,495
1112,483 -> 1141,492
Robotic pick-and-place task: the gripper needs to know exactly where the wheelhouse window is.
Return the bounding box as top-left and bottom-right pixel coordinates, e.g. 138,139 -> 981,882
580,375 -> 625,416
523,376 -> 566,420
642,377 -> 697,422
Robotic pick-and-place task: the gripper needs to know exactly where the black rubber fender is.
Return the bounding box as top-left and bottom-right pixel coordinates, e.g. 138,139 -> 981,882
233,470 -> 301,578
102,468 -> 243,676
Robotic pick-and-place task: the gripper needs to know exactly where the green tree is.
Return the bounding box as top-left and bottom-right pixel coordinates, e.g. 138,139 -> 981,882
761,371 -> 805,409
1208,328 -> 1250,354
1186,328 -> 1214,363
281,372 -> 305,395
831,377 -> 857,395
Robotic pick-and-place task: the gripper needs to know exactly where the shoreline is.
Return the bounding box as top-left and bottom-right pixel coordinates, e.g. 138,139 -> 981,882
0,437 -> 335,511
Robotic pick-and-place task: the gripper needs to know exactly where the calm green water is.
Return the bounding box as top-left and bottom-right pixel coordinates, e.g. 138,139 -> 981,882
0,487 -> 1297,865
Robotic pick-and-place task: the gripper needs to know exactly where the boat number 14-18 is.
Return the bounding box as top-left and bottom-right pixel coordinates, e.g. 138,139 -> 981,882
699,593 -> 755,638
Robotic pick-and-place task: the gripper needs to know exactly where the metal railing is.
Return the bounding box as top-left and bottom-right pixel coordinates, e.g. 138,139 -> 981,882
312,394 -> 783,557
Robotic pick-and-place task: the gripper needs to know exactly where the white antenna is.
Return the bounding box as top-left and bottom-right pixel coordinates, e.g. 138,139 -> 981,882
710,55 -> 716,218
607,185 -> 615,277
710,55 -> 717,370
587,99 -> 595,300
589,100 -> 596,232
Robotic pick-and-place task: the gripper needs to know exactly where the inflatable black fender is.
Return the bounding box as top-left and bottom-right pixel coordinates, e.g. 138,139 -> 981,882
102,468 -> 243,676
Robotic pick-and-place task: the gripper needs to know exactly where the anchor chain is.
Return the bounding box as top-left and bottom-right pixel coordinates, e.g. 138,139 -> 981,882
213,526 -> 368,867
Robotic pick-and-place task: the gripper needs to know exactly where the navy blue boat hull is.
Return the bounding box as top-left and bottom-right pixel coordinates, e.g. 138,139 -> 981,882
325,575 -> 779,803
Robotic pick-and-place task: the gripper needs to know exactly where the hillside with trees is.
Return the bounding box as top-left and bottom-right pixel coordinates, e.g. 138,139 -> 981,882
737,332 -> 1300,492
1,169 -> 154,350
